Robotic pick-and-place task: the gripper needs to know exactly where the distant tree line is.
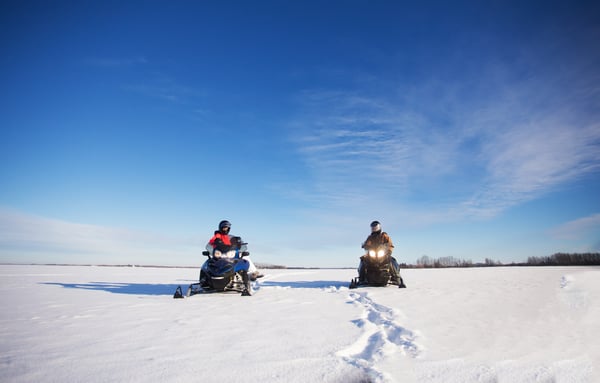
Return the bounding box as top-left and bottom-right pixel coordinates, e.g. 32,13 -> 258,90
254,253 -> 600,269
255,263 -> 287,269
410,255 -> 495,268
405,253 -> 600,268
526,253 -> 600,266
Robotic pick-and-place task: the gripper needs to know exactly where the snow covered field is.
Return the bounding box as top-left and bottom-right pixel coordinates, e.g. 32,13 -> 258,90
1,264 -> 598,383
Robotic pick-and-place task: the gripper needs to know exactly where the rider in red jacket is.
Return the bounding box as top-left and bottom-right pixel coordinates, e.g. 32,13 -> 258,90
207,220 -> 263,280
208,220 -> 233,253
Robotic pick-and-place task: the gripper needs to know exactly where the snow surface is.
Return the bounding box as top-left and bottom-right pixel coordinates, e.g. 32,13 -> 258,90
1,265 -> 598,383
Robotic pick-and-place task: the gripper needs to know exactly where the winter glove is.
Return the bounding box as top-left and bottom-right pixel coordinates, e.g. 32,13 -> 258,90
218,244 -> 231,252
214,239 -> 231,253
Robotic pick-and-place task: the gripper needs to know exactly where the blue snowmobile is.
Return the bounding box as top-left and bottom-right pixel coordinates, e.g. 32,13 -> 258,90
174,236 -> 253,298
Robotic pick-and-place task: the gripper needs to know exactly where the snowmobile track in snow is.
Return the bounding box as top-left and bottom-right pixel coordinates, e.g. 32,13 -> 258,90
338,291 -> 422,382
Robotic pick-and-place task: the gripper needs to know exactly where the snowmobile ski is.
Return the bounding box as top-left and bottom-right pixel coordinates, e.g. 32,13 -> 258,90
173,285 -> 184,299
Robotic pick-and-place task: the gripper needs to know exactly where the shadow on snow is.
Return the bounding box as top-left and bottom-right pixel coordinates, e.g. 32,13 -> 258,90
41,282 -> 186,296
42,279 -> 351,296
257,280 -> 349,289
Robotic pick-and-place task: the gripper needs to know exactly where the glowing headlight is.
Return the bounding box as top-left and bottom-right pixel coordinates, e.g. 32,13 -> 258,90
226,250 -> 236,258
368,249 -> 386,258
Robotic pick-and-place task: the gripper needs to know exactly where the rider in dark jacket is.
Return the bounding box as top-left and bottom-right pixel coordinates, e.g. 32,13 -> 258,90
359,220 -> 406,288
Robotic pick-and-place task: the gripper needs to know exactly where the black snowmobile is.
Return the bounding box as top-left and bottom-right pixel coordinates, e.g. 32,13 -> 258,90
349,244 -> 407,289
174,237 -> 253,298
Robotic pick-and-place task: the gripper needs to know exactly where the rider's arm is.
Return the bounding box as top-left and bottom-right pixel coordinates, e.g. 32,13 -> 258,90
208,233 -> 219,247
382,233 -> 394,256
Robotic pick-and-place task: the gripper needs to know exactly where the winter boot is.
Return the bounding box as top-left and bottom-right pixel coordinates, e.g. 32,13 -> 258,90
398,277 -> 407,288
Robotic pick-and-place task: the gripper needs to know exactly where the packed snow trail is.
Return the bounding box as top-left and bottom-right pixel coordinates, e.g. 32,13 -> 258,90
337,291 -> 422,382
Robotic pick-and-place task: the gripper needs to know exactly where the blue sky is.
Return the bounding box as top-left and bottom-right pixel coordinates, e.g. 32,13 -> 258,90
1,1 -> 599,267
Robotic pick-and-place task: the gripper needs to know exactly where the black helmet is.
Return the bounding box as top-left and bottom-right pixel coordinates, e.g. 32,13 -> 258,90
218,220 -> 231,231
370,220 -> 381,232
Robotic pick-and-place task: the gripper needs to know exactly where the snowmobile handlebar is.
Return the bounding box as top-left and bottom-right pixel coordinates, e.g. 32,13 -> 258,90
362,243 -> 390,251
201,248 -> 250,258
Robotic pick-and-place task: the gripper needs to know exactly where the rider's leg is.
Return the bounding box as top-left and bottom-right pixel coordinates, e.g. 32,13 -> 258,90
389,256 -> 400,282
246,257 -> 264,280
358,257 -> 366,282
390,257 -> 407,287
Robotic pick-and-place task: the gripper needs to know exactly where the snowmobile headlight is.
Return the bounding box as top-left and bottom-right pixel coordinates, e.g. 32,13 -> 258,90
377,249 -> 385,258
369,250 -> 376,257
225,250 -> 237,258
214,250 -> 222,258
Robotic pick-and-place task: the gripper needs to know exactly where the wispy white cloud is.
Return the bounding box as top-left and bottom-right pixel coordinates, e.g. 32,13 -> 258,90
549,213 -> 600,241
470,124 -> 600,216
282,10 -> 600,226
289,90 -> 461,203
0,209 -> 200,265
287,64 -> 600,224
